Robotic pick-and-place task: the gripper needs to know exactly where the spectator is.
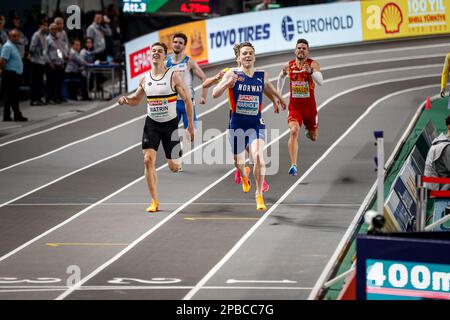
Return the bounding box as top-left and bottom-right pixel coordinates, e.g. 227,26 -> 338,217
424,115 -> 450,191
0,29 -> 27,121
80,37 -> 95,64
80,37 -> 95,92
0,15 -> 6,102
86,12 -> 112,61
65,39 -> 89,100
46,22 -> 67,104
29,17 -> 48,106
106,4 -> 121,58
80,36 -> 106,96
54,17 -> 69,53
0,15 -> 7,47
255,0 -> 272,11
10,15 -> 28,58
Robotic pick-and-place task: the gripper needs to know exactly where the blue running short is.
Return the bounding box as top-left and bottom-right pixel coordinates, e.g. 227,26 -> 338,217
176,99 -> 197,129
228,127 -> 266,155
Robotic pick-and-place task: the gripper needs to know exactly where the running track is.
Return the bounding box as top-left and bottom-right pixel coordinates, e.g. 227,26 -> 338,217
0,36 -> 444,300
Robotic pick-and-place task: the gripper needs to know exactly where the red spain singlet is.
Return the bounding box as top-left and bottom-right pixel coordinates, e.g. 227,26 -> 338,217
288,58 -> 318,130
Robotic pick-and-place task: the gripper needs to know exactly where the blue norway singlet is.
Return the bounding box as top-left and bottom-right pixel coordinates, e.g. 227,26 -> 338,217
227,69 -> 266,130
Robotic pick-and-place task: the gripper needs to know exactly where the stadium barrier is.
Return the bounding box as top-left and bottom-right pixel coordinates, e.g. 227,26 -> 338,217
310,95 -> 440,299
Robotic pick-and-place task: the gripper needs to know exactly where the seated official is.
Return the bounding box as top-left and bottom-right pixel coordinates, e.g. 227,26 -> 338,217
65,39 -> 89,100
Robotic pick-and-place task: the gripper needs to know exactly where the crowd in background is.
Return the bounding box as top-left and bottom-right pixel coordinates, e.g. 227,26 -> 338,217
0,7 -> 122,116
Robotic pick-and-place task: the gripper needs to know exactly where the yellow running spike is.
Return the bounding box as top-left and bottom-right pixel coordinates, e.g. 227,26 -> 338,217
242,166 -> 251,193
146,199 -> 159,212
256,194 -> 266,211
242,176 -> 251,193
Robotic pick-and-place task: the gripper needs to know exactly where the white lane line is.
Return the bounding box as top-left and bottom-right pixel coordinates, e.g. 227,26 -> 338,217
226,279 -> 297,284
0,83 -> 286,262
0,61 -> 442,175
0,115 -> 145,173
0,40 -> 444,150
0,132 -> 224,263
315,42 -> 449,60
0,72 -> 438,264
182,83 -> 440,300
307,86 -> 436,300
54,128 -> 291,300
0,74 -> 282,207
0,70 -> 435,272
258,42 -> 450,69
318,73 -> 439,110
6,202 -> 362,207
0,63 -> 441,178
0,103 -> 118,148
56,75 -> 438,301
0,286 -> 313,294
321,54 -> 443,71
0,144 -> 139,209
0,78 -> 268,172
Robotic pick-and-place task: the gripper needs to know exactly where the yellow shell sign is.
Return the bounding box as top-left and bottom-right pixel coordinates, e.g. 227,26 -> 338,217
159,20 -> 208,65
361,0 -> 450,41
381,3 -> 403,33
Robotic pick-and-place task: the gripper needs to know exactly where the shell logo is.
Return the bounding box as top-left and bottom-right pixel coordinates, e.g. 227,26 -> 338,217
381,2 -> 403,34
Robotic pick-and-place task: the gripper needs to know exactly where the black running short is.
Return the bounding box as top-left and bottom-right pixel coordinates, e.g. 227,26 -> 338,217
142,116 -> 182,159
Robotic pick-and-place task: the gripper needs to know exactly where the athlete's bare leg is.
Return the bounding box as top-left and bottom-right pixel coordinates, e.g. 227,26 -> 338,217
143,149 -> 158,201
233,151 -> 247,177
307,127 -> 318,141
288,121 -> 300,166
249,138 -> 266,195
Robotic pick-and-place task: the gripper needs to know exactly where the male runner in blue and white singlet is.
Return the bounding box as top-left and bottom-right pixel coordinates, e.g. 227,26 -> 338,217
166,32 -> 208,129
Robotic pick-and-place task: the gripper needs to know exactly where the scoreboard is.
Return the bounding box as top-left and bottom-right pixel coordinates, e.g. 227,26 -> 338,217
122,0 -> 211,14
357,234 -> 450,300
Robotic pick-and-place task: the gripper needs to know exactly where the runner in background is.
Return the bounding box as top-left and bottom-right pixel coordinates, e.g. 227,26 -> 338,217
277,38 -> 323,176
167,32 -> 208,171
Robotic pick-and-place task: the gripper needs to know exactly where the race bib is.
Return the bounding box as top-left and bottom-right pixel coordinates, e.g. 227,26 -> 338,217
292,81 -> 310,98
147,99 -> 170,120
236,94 -> 259,116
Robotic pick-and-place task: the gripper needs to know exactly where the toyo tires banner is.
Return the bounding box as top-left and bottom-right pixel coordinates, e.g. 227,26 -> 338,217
205,2 -> 362,64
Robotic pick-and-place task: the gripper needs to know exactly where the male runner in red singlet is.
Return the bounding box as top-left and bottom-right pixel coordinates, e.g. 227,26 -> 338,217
277,38 -> 323,176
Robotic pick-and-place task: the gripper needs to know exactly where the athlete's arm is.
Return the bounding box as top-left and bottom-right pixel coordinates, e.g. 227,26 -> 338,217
173,72 -> 195,141
265,71 -> 287,112
310,60 -> 323,86
118,76 -> 146,106
212,69 -> 236,98
202,69 -> 227,89
190,59 -> 208,104
276,64 -> 289,95
441,53 -> 450,97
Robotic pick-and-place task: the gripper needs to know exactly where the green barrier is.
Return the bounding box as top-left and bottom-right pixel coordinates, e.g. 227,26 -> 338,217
323,96 -> 450,300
